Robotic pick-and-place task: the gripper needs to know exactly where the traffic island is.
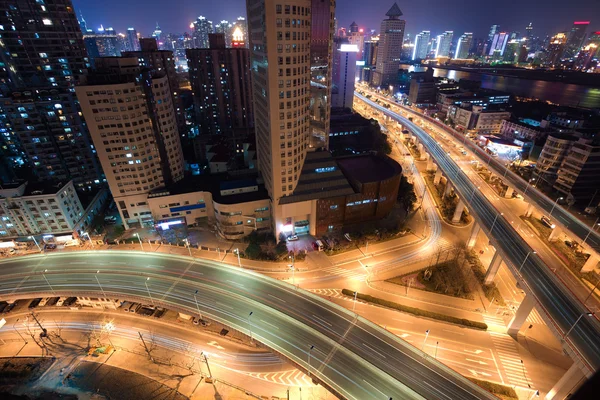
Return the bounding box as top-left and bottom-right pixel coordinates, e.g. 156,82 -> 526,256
341,289 -> 488,330
423,172 -> 471,225
467,378 -> 518,400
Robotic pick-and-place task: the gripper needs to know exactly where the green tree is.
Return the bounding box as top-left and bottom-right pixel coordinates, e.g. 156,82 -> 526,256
397,176 -> 417,211
244,241 -> 262,259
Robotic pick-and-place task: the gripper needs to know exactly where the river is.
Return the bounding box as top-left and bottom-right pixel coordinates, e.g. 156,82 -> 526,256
425,67 -> 600,109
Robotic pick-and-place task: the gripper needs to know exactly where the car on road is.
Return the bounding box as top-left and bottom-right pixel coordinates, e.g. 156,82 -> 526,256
44,243 -> 57,250
28,298 -> 42,309
541,216 -> 556,229
286,235 -> 299,241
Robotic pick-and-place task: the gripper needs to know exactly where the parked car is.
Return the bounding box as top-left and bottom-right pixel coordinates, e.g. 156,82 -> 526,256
192,316 -> 200,325
200,319 -> 212,327
286,235 -> 299,242
153,307 -> 166,318
4,301 -> 18,313
28,298 -> 42,309
541,216 -> 555,229
0,302 -> 8,313
62,297 -> 77,307
46,297 -> 60,306
44,243 -> 57,250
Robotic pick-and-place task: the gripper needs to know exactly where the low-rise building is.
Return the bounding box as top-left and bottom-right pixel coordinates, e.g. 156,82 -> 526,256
499,119 -> 553,142
437,89 -> 511,117
534,134 -> 579,185
449,104 -> 510,134
76,297 -> 121,310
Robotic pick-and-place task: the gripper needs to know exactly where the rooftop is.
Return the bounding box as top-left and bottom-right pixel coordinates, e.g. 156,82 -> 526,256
337,154 -> 402,183
385,3 -> 403,18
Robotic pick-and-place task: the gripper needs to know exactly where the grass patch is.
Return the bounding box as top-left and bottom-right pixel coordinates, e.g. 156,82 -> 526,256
341,289 -> 487,330
467,378 -> 518,400
466,250 -> 506,307
0,357 -> 54,385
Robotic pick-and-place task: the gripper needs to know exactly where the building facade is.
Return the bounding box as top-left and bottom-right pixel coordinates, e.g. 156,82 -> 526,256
192,16 -> 213,48
449,104 -> 510,134
534,134 -> 578,186
412,31 -> 431,60
435,31 -> 453,58
332,44 -> 358,109
455,33 -> 473,59
186,34 -> 253,137
75,57 -> 185,229
554,138 -> 600,203
372,3 -> 405,87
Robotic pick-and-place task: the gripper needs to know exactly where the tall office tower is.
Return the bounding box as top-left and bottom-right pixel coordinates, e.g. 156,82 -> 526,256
232,17 -> 249,48
525,23 -> 533,40
412,31 -> 430,60
347,22 -> 365,59
488,32 -> 510,56
78,11 -> 88,33
435,31 -> 453,58
503,40 -> 519,63
547,33 -> 568,66
122,38 -> 184,131
215,20 -> 234,47
83,26 -> 121,62
186,34 -> 253,137
152,22 -> 163,45
363,38 -> 379,65
192,16 -> 213,48
126,28 -> 141,51
564,21 -> 590,58
332,44 -> 358,108
587,31 -> 600,57
454,33 -> 473,59
372,3 -> 405,87
310,0 -> 336,149
484,24 -> 500,54
76,57 -> 185,229
0,0 -> 103,188
247,0 -> 334,233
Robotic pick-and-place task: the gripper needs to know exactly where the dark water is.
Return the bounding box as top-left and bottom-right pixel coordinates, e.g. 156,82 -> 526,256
430,68 -> 600,109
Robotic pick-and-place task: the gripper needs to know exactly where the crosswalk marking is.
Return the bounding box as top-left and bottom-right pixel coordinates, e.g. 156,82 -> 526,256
489,332 -> 531,388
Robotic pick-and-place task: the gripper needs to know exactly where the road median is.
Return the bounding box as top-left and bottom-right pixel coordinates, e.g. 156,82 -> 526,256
342,289 -> 487,330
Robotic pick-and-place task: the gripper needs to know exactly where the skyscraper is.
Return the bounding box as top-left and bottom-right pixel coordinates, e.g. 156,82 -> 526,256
488,32 -> 510,56
485,24 -> 500,54
232,17 -> 249,48
76,57 -> 185,229
192,16 -> 213,48
332,44 -> 358,109
126,28 -> 141,51
347,22 -> 365,59
435,31 -> 453,58
152,22 -> 163,46
564,21 -> 590,58
83,25 -> 121,62
0,0 -> 103,188
215,20 -> 234,47
455,33 -> 473,59
547,33 -> 568,66
525,23 -> 533,40
412,31 -> 431,60
247,0 -> 334,235
372,3 -> 405,87
186,34 -> 253,137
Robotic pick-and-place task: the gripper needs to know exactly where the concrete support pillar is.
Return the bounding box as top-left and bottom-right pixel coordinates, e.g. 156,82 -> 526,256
421,151 -> 429,162
545,363 -> 585,400
504,186 -> 514,199
434,169 -> 443,185
484,250 -> 503,285
507,294 -> 535,335
548,227 -> 562,242
467,222 -> 481,250
443,181 -> 453,199
452,199 -> 466,224
582,254 -> 599,272
417,142 -> 424,157
426,156 -> 434,171
525,203 -> 534,217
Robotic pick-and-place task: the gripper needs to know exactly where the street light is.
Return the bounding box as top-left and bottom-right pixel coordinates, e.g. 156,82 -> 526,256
490,212 -> 504,233
201,351 -> 213,378
183,238 -> 192,257
42,269 -> 55,294
134,233 -> 144,251
103,321 -> 115,347
13,318 -> 27,344
549,196 -> 563,217
247,311 -> 253,340
234,248 -> 241,267
582,217 -> 600,246
193,290 -> 202,320
422,329 -> 430,351
518,251 -> 536,273
95,270 -> 107,298
83,231 -> 94,248
564,312 -> 594,339
307,345 -> 315,377
523,178 -> 535,196
352,291 -> 358,312
28,236 -> 42,252
144,277 -> 155,306
529,390 -> 539,400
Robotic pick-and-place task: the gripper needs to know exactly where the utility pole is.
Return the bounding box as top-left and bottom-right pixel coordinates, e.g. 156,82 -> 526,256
138,332 -> 154,362
201,351 -> 213,378
30,313 -> 47,338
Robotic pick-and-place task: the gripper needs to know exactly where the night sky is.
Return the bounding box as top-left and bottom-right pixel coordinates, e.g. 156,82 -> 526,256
73,0 -> 600,39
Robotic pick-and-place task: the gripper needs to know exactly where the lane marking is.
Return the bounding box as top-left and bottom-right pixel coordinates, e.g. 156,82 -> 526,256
362,343 -> 386,359
260,319 -> 279,330
267,293 -> 286,303
311,314 -> 332,327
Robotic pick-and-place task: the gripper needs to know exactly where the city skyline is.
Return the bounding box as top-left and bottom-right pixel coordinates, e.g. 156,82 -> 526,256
73,0 -> 600,39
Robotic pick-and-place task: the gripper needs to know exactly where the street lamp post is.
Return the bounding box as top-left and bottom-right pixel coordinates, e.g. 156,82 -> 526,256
144,277 -> 155,306
247,311 -> 253,340
193,290 -> 202,320
435,341 -> 439,359
183,238 -> 192,257
134,233 -> 144,251
13,318 -> 27,344
28,236 -> 42,252
352,291 -> 358,312
201,351 -> 213,378
103,322 -> 115,348
523,178 -> 535,196
84,232 -> 94,248
422,329 -> 430,351
235,248 -> 241,267
564,312 -> 594,339
307,345 -> 315,377
95,271 -> 107,298
582,217 -> 600,246
549,196 -> 563,217
42,269 -> 55,294
490,212 -> 504,233
519,251 -> 536,273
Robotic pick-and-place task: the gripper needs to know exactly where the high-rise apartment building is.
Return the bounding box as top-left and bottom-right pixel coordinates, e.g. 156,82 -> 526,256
412,31 -> 431,60
547,33 -> 567,66
123,38 -> 184,130
83,26 -> 121,62
186,34 -> 253,137
455,33 -> 473,59
232,17 -> 249,48
488,32 -> 510,56
347,21 -> 364,59
435,31 -> 453,58
564,21 -> 589,58
525,23 -> 533,40
0,0 -> 103,189
192,16 -> 213,48
126,28 -> 141,51
372,3 -> 405,87
332,44 -> 358,109
76,57 -> 185,229
215,20 -> 234,47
